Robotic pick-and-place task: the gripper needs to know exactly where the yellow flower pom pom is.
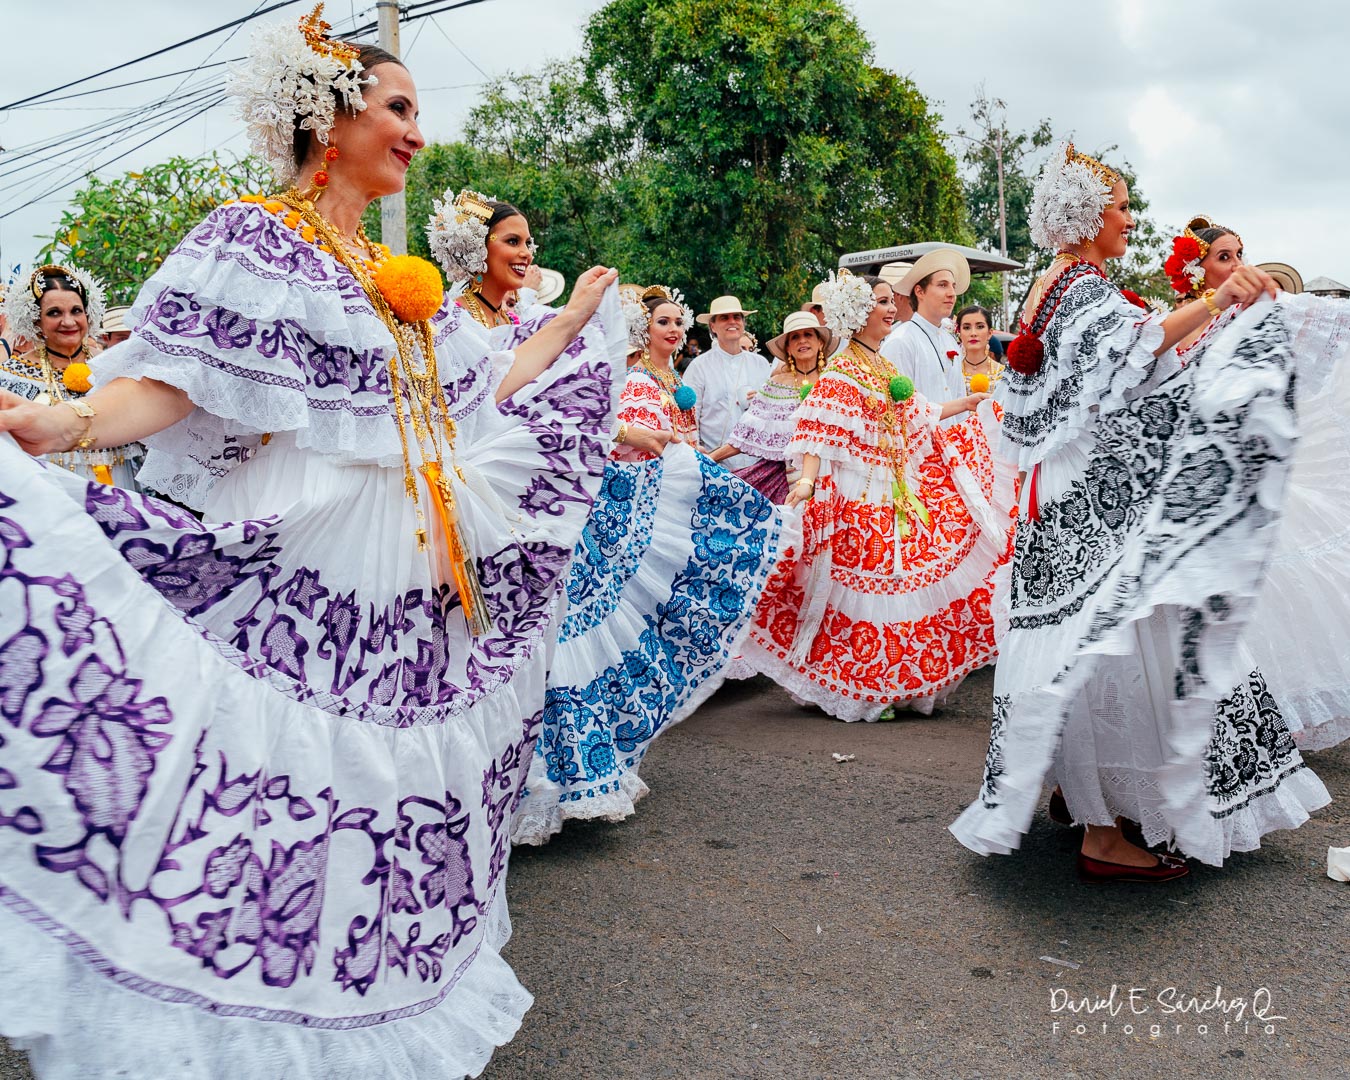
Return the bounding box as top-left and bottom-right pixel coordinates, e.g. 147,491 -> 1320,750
62,362 -> 93,394
373,255 -> 445,323
968,372 -> 991,394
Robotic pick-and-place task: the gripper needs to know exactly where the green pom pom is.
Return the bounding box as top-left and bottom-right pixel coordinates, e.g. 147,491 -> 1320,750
889,375 -> 914,402
798,383 -> 812,401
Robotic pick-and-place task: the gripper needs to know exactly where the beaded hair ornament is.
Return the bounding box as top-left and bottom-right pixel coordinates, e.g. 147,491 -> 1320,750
426,189 -> 495,286
623,284 -> 694,352
3,264 -> 106,347
818,269 -> 876,338
226,4 -> 369,186
1164,214 -> 1242,298
1028,141 -> 1123,252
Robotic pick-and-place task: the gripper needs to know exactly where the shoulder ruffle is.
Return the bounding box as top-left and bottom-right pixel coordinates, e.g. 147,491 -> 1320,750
999,273 -> 1170,470
91,203 -> 510,508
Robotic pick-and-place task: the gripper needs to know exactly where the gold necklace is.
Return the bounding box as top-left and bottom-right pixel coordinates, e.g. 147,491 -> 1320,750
277,189 -> 491,636
844,341 -> 929,543
641,354 -> 697,435
459,288 -> 510,329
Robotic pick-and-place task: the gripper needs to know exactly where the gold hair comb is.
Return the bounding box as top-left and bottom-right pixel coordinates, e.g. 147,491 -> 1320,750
299,4 -> 360,67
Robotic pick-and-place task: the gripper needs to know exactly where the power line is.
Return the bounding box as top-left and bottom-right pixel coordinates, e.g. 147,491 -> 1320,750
0,0 -> 495,222
1,92 -> 231,221
5,59 -> 240,109
0,0 -> 305,112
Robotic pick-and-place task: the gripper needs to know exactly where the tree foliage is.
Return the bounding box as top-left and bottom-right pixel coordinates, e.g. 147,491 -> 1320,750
955,91 -> 1170,322
39,153 -> 273,305
392,0 -> 970,335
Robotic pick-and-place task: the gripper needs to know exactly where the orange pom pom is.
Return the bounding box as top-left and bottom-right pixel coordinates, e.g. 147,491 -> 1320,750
968,373 -> 991,394
262,200 -> 284,214
373,255 -> 445,323
62,361 -> 93,394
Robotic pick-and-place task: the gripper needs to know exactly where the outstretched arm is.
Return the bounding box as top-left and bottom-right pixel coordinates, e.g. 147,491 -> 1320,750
0,377 -> 193,457
495,266 -> 618,401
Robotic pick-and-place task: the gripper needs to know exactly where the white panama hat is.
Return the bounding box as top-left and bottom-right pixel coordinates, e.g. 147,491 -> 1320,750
534,267 -> 566,305
765,309 -> 837,362
894,248 -> 971,297
696,294 -> 758,325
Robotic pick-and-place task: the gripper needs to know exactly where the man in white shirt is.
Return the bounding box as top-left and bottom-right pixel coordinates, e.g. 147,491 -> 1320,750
880,249 -> 984,425
684,295 -> 770,468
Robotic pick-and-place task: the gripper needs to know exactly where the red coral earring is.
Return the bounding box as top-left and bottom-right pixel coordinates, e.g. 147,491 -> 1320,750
310,144 -> 340,199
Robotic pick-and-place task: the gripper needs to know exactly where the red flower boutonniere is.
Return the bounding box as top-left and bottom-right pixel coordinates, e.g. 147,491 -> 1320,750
946,350 -> 958,360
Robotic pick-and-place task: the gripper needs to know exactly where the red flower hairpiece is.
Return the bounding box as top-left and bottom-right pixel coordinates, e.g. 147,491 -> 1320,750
1164,235 -> 1206,297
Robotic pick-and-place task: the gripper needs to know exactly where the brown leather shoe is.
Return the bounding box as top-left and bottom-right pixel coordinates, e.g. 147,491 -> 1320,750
1077,851 -> 1189,884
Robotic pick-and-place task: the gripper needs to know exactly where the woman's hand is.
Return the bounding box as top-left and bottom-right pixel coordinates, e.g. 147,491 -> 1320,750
628,424 -> 673,457
1214,266 -> 1278,310
785,477 -> 815,508
940,391 -> 990,420
522,264 -> 544,293
0,391 -> 87,456
560,266 -> 619,328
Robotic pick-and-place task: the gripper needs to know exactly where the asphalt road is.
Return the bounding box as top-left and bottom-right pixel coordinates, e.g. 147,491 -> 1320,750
5,669 -> 1348,1079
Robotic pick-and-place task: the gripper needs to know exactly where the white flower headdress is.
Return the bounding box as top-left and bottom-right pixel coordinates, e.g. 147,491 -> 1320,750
818,270 -> 876,338
3,264 -> 107,348
1028,141 -> 1122,252
621,284 -> 694,353
427,189 -> 496,285
226,4 -> 369,186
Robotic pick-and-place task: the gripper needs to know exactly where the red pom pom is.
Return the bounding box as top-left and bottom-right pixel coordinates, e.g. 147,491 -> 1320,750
1007,331 -> 1044,376
1120,289 -> 1148,310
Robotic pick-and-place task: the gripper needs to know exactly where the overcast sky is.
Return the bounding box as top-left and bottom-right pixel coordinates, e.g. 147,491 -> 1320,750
2,0 -> 1347,287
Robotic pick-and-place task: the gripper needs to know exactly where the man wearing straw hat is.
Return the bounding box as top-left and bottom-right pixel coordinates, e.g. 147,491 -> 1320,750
685,294 -> 770,468
880,248 -> 985,424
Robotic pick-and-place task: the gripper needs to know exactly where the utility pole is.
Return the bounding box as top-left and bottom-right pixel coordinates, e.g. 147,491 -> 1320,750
995,126 -> 1009,331
377,1 -> 407,255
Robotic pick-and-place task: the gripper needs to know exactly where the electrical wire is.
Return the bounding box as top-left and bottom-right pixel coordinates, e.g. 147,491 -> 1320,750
0,0 -> 305,111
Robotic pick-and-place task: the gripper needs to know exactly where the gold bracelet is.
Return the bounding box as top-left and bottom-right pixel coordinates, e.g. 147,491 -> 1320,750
1200,289 -> 1222,318
63,399 -> 97,452
614,420 -> 629,445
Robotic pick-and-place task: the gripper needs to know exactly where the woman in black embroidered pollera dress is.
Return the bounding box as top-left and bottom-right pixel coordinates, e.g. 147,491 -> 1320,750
951,142 -> 1341,882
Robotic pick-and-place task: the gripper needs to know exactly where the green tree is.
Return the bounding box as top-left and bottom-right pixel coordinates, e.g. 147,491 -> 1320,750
387,0 -> 970,337
955,93 -> 1171,322
40,153 -> 273,304
581,0 -> 969,329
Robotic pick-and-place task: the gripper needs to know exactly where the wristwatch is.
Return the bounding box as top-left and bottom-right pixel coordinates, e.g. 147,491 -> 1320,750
64,399 -> 97,451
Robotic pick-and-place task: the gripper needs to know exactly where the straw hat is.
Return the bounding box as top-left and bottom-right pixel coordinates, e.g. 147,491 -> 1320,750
696,295 -> 758,325
894,248 -> 971,297
100,304 -> 132,334
1256,261 -> 1303,295
765,309 -> 836,363
876,262 -> 913,292
534,267 -> 566,305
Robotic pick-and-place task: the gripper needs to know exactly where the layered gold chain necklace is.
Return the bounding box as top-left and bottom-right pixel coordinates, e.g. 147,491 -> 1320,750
277,189 -> 491,636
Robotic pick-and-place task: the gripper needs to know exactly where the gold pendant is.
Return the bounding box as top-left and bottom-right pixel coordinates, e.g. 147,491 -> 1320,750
419,461 -> 492,637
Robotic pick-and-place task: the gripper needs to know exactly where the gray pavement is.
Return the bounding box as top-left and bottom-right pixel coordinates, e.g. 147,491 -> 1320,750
5,669 -> 1348,1078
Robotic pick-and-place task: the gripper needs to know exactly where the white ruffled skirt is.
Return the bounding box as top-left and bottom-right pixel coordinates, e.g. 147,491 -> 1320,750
511,445 -> 790,845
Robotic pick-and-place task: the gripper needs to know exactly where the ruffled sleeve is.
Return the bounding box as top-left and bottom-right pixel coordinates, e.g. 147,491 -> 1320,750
999,273 -> 1174,471
91,202 -> 418,506
725,378 -> 799,461
616,370 -> 669,433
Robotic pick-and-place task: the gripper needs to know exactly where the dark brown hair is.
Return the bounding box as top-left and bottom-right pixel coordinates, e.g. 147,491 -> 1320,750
291,43 -> 403,169
36,270 -> 87,307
